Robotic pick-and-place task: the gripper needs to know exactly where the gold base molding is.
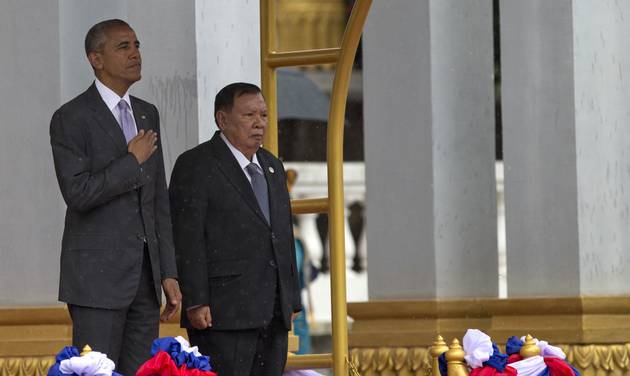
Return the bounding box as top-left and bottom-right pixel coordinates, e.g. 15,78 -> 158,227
349,344 -> 630,376
0,356 -> 55,376
350,347 -> 432,376
348,296 -> 630,348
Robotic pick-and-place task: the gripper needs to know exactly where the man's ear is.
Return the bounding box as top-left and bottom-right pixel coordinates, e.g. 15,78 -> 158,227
216,111 -> 227,130
87,52 -> 103,71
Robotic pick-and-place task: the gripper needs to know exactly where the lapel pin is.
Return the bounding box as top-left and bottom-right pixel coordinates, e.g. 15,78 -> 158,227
268,167 -> 275,174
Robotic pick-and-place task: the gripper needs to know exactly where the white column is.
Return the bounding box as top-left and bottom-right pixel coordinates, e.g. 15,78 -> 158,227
0,0 -> 64,305
59,1 -> 126,103
195,0 -> 261,142
129,1 -> 199,175
363,0 -> 497,299
501,0 -> 630,296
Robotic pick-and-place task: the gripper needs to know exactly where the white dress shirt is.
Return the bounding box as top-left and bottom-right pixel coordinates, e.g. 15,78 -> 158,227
220,132 -> 262,182
94,78 -> 138,139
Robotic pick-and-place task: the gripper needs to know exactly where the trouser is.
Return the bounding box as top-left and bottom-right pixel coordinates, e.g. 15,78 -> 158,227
188,301 -> 289,376
68,247 -> 159,376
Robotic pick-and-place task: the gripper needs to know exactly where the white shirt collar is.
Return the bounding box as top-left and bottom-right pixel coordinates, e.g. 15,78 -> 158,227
94,78 -> 132,112
220,132 -> 261,172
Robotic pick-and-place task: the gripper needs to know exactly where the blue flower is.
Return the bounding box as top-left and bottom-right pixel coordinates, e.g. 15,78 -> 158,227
506,336 -> 524,356
483,343 -> 509,372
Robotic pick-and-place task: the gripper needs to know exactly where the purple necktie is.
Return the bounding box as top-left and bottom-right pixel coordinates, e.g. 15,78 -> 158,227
117,100 -> 136,143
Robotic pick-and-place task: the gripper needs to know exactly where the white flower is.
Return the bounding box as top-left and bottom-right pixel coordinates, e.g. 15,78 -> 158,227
59,351 -> 116,376
463,329 -> 493,368
175,335 -> 202,357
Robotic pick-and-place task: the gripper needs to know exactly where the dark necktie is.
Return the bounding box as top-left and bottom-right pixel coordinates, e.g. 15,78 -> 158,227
117,100 -> 136,143
245,163 -> 270,224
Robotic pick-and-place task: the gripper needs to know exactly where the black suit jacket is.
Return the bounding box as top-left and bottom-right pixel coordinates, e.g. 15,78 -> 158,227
50,83 -> 177,309
169,131 -> 302,331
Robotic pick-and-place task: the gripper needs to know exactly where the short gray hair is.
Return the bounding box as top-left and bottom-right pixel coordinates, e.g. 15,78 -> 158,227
84,19 -> 130,55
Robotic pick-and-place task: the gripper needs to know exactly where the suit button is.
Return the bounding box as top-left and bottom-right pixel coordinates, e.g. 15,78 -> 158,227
269,260 -> 276,267
270,232 -> 276,240
136,234 -> 147,242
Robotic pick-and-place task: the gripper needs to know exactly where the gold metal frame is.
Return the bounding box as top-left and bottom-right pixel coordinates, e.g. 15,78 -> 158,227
260,0 -> 372,373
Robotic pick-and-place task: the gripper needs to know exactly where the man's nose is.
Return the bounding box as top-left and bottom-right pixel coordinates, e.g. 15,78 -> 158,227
253,114 -> 267,127
130,47 -> 141,60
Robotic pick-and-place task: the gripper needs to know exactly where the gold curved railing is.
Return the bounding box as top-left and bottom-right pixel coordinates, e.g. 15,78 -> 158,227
260,0 -> 373,373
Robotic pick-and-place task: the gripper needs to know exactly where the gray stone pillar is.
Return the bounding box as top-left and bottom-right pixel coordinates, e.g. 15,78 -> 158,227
363,0 -> 497,299
0,0 -> 64,305
59,1 -> 126,103
194,0 -> 261,142
501,0 -> 630,296
129,1 -> 199,176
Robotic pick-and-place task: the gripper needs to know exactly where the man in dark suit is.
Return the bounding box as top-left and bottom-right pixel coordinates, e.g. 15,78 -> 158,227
50,19 -> 181,375
169,83 -> 302,376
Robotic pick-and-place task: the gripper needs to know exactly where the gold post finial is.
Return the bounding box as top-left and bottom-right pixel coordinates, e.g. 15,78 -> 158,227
430,335 -> 450,376
446,338 -> 469,376
430,335 -> 450,357
519,334 -> 541,358
80,345 -> 92,357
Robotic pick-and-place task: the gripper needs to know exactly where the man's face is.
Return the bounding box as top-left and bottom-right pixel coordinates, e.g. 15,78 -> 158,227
89,26 -> 142,92
218,92 -> 268,159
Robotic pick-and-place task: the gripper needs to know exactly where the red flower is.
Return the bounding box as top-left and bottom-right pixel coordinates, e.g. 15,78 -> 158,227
136,351 -> 180,376
544,357 -> 574,376
178,365 -> 218,376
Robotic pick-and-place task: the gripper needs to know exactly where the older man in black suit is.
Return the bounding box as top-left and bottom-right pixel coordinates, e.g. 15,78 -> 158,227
169,83 -> 302,376
50,19 -> 181,375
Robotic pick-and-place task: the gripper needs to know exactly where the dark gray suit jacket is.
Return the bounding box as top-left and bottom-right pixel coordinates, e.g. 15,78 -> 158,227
169,131 -> 302,331
50,83 -> 177,309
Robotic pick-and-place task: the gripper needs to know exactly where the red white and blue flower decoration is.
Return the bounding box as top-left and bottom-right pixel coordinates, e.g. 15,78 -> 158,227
47,345 -> 122,376
136,336 -> 217,376
439,329 -> 580,376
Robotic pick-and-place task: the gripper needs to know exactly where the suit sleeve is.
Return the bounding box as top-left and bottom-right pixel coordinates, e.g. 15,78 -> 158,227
50,109 -> 147,213
151,106 -> 178,280
281,163 -> 304,313
169,154 -> 210,309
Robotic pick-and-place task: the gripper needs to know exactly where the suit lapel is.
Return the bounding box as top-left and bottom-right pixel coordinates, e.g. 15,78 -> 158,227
85,83 -> 128,153
130,97 -> 151,133
209,132 -> 271,227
